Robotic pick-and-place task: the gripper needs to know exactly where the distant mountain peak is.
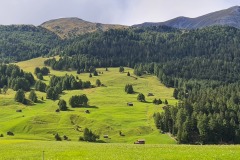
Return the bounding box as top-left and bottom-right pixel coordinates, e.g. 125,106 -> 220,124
41,17 -> 128,39
134,6 -> 240,29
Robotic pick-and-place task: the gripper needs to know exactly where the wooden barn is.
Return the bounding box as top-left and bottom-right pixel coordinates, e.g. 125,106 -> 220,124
134,139 -> 145,144
103,135 -> 109,138
127,102 -> 133,106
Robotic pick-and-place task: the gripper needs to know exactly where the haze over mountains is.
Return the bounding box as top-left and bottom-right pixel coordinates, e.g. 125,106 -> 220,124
134,6 -> 240,29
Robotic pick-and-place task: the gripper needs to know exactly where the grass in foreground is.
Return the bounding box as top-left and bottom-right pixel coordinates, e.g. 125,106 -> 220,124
0,140 -> 239,160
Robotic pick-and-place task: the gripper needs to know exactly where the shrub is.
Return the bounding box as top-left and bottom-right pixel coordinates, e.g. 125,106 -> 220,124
125,84 -> 134,94
137,93 -> 145,102
55,133 -> 62,141
58,99 -> 68,111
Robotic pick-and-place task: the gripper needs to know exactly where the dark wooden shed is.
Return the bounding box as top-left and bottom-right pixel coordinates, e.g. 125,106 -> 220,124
127,102 -> 133,106
134,139 -> 145,144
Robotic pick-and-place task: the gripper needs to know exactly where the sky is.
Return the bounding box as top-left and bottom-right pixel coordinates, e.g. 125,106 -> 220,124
0,0 -> 240,26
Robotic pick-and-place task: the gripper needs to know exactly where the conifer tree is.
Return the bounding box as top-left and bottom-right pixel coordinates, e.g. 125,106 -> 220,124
29,90 -> 37,103
15,89 -> 25,104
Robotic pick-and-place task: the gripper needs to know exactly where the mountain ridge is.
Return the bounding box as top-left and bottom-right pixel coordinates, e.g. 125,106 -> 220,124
41,17 -> 128,39
134,6 -> 240,29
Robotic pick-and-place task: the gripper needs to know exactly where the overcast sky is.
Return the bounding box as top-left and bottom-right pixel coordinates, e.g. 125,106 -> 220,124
0,0 -> 240,26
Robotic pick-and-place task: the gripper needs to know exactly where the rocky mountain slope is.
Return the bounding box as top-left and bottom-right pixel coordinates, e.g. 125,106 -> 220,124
134,6 -> 240,29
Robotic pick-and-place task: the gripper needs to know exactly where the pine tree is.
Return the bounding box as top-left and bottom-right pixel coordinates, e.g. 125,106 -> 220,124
15,89 -> 25,104
29,90 -> 37,103
55,133 -> 62,141
34,67 -> 41,75
165,99 -> 168,105
46,87 -> 58,100
137,93 -> 145,102
125,84 -> 134,94
93,71 -> 98,76
153,98 -> 157,104
96,79 -> 101,87
173,88 -> 179,99
40,67 -> 50,75
77,68 -> 81,74
197,114 -> 209,144
35,80 -> 47,92
80,128 -> 99,142
3,85 -> 8,94
119,66 -> 124,73
37,73 -> 43,80
58,99 -> 68,111
158,99 -> 163,104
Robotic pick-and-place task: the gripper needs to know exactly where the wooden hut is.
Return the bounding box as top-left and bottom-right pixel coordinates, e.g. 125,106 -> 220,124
134,139 -> 145,144
103,135 -> 109,138
127,102 -> 133,106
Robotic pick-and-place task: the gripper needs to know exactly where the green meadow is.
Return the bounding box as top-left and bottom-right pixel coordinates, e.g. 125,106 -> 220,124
0,140 -> 240,160
0,57 -> 177,144
0,57 -> 240,159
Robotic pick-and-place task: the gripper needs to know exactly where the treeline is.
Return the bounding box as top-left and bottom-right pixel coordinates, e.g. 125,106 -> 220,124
154,82 -> 240,144
0,25 -> 61,63
44,55 -> 100,72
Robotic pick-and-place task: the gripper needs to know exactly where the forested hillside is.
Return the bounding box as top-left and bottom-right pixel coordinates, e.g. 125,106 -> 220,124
43,26 -> 240,144
47,26 -> 240,84
2,23 -> 240,144
0,25 -> 61,63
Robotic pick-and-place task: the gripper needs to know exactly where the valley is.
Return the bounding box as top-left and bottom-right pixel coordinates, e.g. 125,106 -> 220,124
1,4 -> 240,159
0,57 -> 176,144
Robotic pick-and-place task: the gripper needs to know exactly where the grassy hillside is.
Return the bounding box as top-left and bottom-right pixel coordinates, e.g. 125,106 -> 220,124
0,140 -> 239,160
0,57 -> 177,144
41,17 -> 128,39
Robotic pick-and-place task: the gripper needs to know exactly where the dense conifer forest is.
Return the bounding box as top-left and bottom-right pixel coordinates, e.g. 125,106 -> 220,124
0,25 -> 61,63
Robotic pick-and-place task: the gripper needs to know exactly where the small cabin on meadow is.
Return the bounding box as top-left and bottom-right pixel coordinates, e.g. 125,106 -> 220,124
16,109 -> 22,112
103,135 -> 109,138
134,139 -> 145,144
127,102 -> 133,106
147,93 -> 154,96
